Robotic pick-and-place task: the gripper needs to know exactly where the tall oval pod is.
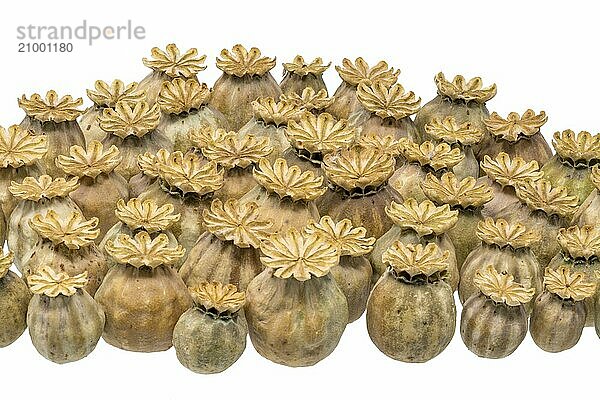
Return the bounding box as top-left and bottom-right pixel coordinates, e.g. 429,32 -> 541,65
0,251 -> 30,347
27,267 -> 104,364
280,55 -> 330,96
575,164 -> 600,226
461,266 -> 535,358
245,229 -> 348,367
367,242 -> 455,363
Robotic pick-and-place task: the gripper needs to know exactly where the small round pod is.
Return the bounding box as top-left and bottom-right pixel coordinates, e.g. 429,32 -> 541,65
367,242 -> 456,363
280,55 -> 330,96
304,216 -> 375,323
459,218 -> 541,306
0,251 -> 31,347
26,267 -> 105,364
173,282 -> 247,374
157,78 -> 228,152
574,164 -> 600,226
56,141 -> 129,240
281,87 -> 334,116
245,229 -> 348,367
210,44 -> 282,131
390,139 -> 464,202
326,58 -> 399,121
480,153 -> 544,219
320,145 -> 402,239
128,152 -> 160,198
8,175 -> 82,270
0,125 -> 47,219
18,90 -> 86,178
96,231 -> 192,352
179,198 -> 274,290
530,267 -> 595,352
138,43 -> 206,105
371,199 -> 459,289
239,158 -> 325,233
480,110 -> 552,165
421,172 -> 493,267
80,79 -> 146,144
461,265 -> 535,358
424,116 -> 484,179
541,130 -> 600,205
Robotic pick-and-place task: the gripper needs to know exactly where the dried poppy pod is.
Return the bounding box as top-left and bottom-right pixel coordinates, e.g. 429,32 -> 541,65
0,125 -> 47,219
415,73 -> 496,156
304,216 -> 375,322
367,242 -> 455,363
461,266 -> 535,358
283,112 -> 356,176
201,131 -> 273,200
424,116 -> 484,179
280,87 -> 334,116
421,172 -> 493,267
480,153 -> 543,219
157,78 -> 228,152
0,251 -> 30,348
246,229 -> 347,367
459,218 -> 541,307
541,130 -> 600,205
357,134 -> 403,160
128,152 -> 160,198
27,267 -> 104,364
56,141 -> 128,240
280,55 -> 331,96
174,282 -> 247,374
18,90 -> 86,177
239,158 -> 325,233
99,100 -> 171,180
531,267 -> 595,352
22,210 -> 107,295
210,44 -> 281,130
390,139 -> 464,202
97,231 -> 191,352
327,57 -> 399,120
320,145 -> 401,239
8,175 -> 81,270
481,110 -> 551,165
138,149 -> 224,257
180,198 -> 274,290
575,165 -> 600,226
139,43 -> 206,104
81,79 -> 146,144
371,199 -> 459,290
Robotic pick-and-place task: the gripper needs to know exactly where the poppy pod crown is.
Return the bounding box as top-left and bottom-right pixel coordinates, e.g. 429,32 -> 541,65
189,281 -> 246,318
358,134 -> 402,158
189,125 -> 234,149
27,267 -> 88,298
201,132 -> 273,170
155,149 -> 224,196
281,87 -> 334,112
251,97 -> 304,126
0,125 -> 47,168
382,242 -> 449,283
421,172 -> 493,209
142,43 -> 207,78
115,198 -> 181,233
552,130 -> 600,167
335,57 -> 399,87
86,79 -> 145,108
557,225 -> 600,260
476,217 -> 539,250
303,216 -> 375,257
543,266 -> 596,301
252,158 -> 326,202
473,265 -> 535,306
105,231 -> 185,268
216,44 -> 276,77
29,210 -> 99,250
56,141 -> 122,178
283,55 -> 330,76
0,251 -> 14,279
9,175 -> 79,202
385,198 -> 458,237
484,110 -> 547,143
398,139 -> 464,172
137,152 -> 160,178
157,78 -> 211,115
202,198 -> 274,249
356,82 -> 421,120
515,178 -> 578,218
18,90 -> 84,123
481,153 -> 543,188
424,116 -> 484,147
99,100 -> 161,139
434,72 -> 497,103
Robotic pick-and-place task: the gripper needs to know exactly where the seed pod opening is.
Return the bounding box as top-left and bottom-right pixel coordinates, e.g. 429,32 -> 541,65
280,55 -> 330,96
0,251 -> 30,348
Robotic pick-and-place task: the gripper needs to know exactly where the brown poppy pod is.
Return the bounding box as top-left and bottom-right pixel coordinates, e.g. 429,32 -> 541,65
280,87 -> 334,116
27,267 -> 104,364
128,152 -> 160,198
0,251 -> 30,348
574,165 -> 600,226
280,56 -> 330,96
461,266 -> 535,358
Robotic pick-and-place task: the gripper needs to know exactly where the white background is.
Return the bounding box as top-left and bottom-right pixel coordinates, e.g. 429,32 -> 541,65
1,1 -> 598,399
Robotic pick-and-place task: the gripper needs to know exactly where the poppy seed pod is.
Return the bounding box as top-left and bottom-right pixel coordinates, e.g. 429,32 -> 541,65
280,87 -> 334,116
461,266 -> 535,358
210,45 -> 282,131
96,231 -> 192,352
179,198 -> 274,290
357,134 -> 403,162
367,242 -> 456,363
280,55 -> 330,96
575,164 -> 600,226
18,90 -> 86,177
173,282 -> 247,374
304,216 -> 375,322
128,152 -> 160,198
0,251 -> 30,348
327,58 -> 399,121
530,267 -> 595,352
245,228 -> 348,367
27,267 -> 105,364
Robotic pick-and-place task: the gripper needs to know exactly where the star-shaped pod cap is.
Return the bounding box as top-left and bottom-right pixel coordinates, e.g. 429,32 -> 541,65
29,210 -> 99,250
434,72 -> 497,103
515,178 -> 578,218
105,231 -> 185,268
154,149 -> 224,196
56,141 -> 121,178
473,265 -> 535,306
201,132 -> 273,170
157,78 -> 211,114
115,197 -> 180,233
398,139 -> 464,171
99,100 -> 161,139
86,79 -> 145,108
304,216 -> 375,257
189,281 -> 245,317
282,55 -> 330,76
356,82 -> 420,120
0,251 -> 14,280
280,87 -> 334,112
424,116 -> 484,147
382,242 -> 449,283
0,125 -> 47,169
557,225 -> 600,260
9,175 -> 79,201
385,198 -> 458,237
143,43 -> 207,78
335,57 -> 399,87
544,266 -> 596,301
251,97 -> 304,126
476,217 -> 539,249
552,130 -> 600,166
216,44 -> 276,77
484,110 -> 547,142
286,112 -> 356,157
28,266 -> 88,297
480,152 -> 543,188
420,172 -> 493,209
252,158 -> 326,202
18,90 -> 83,122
